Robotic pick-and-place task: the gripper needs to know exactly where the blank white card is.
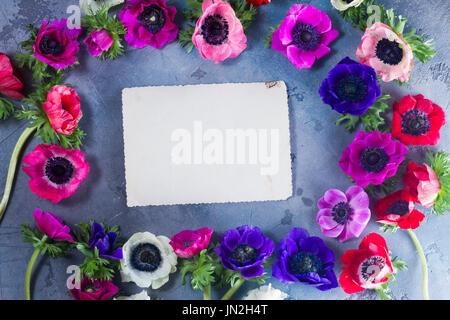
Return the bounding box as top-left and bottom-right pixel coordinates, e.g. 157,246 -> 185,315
122,82 -> 292,207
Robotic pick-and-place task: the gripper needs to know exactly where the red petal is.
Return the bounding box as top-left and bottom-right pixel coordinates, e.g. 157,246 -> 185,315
339,270 -> 365,294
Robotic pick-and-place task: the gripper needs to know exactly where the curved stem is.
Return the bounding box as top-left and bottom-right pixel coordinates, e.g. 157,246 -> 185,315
0,126 -> 36,223
203,284 -> 211,300
407,229 -> 429,300
24,247 -> 41,300
221,277 -> 245,300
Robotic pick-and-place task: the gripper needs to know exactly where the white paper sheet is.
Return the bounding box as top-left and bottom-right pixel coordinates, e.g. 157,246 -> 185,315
122,81 -> 292,207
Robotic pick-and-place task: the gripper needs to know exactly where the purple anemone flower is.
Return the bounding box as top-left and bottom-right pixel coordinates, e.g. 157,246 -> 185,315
272,228 -> 338,291
89,222 -> 123,260
339,131 -> 408,188
317,186 -> 371,242
319,57 -> 381,116
119,0 -> 178,49
215,225 -> 274,279
271,4 -> 338,69
84,29 -> 114,57
33,19 -> 82,69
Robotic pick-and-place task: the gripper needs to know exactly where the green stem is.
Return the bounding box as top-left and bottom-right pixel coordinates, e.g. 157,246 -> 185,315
203,284 -> 211,300
0,126 -> 36,223
24,247 -> 41,300
221,277 -> 245,300
407,229 -> 429,300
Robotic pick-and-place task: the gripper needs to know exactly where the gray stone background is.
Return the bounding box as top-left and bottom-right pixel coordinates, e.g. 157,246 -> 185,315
0,0 -> 449,300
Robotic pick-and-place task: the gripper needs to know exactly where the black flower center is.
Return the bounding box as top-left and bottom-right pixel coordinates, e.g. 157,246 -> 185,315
39,35 -> 63,56
138,4 -> 166,33
336,75 -> 368,103
230,244 -> 258,267
45,157 -> 74,185
332,202 -> 352,224
83,285 -> 100,293
288,252 -> 323,275
401,109 -> 431,136
292,23 -> 321,51
386,199 -> 409,216
375,38 -> 403,65
359,256 -> 385,283
361,147 -> 388,173
343,0 -> 354,3
201,14 -> 229,45
131,243 -> 162,272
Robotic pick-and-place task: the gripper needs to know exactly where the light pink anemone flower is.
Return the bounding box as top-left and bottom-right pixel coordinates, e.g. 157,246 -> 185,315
192,0 -> 247,63
42,85 -> 82,135
22,144 -> 89,203
170,227 -> 213,258
356,22 -> 413,83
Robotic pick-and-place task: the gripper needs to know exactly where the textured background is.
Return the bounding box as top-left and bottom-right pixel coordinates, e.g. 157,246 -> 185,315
0,0 -> 449,300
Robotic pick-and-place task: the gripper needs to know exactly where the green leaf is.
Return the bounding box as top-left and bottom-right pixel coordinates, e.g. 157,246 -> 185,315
179,249 -> 217,291
264,24 -> 280,48
379,223 -> 399,233
426,151 -> 450,215
0,97 -> 15,120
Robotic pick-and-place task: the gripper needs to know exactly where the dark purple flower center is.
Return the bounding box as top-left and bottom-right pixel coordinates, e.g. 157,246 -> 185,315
83,285 -> 100,293
39,35 -> 63,56
138,4 -> 166,33
343,0 -> 355,3
376,38 -> 403,65
230,244 -> 258,267
336,75 -> 368,103
292,23 -> 321,51
45,157 -> 74,185
401,109 -> 431,136
332,202 -> 352,224
201,14 -> 229,45
358,255 -> 386,284
288,252 -> 323,275
131,243 -> 161,272
361,147 -> 388,173
386,199 -> 409,216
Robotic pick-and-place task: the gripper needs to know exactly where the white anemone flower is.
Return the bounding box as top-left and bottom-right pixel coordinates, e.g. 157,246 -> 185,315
79,0 -> 125,15
331,0 -> 365,11
243,284 -> 289,300
114,290 -> 151,300
120,232 -> 177,290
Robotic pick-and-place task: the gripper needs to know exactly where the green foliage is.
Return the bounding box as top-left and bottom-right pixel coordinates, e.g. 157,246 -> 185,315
0,97 -> 15,120
180,249 -> 216,291
379,223 -> 399,233
73,221 -> 123,280
178,0 -> 256,53
82,5 -> 127,60
264,24 -> 280,48
21,221 -> 74,258
338,0 -> 435,64
426,151 -> 450,215
335,94 -> 390,133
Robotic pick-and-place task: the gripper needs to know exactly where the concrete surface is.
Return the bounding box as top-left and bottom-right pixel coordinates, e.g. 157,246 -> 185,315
0,0 -> 449,300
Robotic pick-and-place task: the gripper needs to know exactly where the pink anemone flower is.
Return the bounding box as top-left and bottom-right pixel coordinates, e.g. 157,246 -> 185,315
170,227 -> 213,258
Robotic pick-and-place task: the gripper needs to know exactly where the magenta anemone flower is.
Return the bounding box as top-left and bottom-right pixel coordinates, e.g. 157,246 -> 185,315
22,144 -> 89,203
33,19 -> 82,69
84,29 -> 114,57
271,4 -> 338,69
119,0 -> 178,49
339,131 -> 408,187
192,0 -> 247,63
70,277 -> 118,300
170,227 -> 213,258
317,186 -> 371,242
33,209 -> 73,242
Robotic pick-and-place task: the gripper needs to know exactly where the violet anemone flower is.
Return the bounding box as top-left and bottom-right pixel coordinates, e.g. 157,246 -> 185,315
339,131 -> 408,187
22,144 -> 89,203
319,57 -> 381,116
89,222 -> 123,260
33,209 -> 73,242
170,227 -> 213,258
317,186 -> 371,242
70,277 -> 118,300
84,29 -> 114,57
119,0 -> 178,49
272,228 -> 338,291
271,4 -> 339,69
215,225 -> 274,279
33,19 -> 82,69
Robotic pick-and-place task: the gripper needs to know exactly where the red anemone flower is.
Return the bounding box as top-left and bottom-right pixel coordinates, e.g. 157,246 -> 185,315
339,233 -> 393,294
0,52 -> 24,100
374,189 -> 425,230
392,94 -> 445,146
